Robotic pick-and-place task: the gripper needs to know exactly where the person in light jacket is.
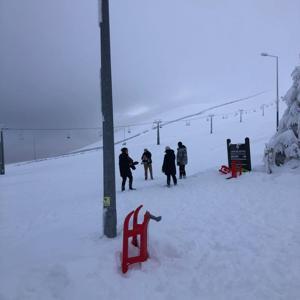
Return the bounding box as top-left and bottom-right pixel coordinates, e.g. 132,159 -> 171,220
176,141 -> 188,179
141,148 -> 153,180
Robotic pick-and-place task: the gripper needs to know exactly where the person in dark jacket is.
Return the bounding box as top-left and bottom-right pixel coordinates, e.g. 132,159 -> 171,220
162,146 -> 177,187
176,141 -> 188,179
119,147 -> 136,191
141,148 -> 153,180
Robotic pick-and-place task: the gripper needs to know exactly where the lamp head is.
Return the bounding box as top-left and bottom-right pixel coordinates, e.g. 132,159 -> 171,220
261,52 -> 269,56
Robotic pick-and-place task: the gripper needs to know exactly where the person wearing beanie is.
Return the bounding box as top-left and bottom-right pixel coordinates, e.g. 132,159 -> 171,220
162,146 -> 177,187
119,148 -> 137,191
141,148 -> 153,180
176,141 -> 188,179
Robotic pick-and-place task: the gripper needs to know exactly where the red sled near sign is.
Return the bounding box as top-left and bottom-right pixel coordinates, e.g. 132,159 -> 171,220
219,161 -> 243,179
219,165 -> 231,174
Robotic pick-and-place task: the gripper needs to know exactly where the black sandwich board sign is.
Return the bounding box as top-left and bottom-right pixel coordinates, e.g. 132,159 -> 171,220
227,137 -> 251,171
0,131 -> 5,175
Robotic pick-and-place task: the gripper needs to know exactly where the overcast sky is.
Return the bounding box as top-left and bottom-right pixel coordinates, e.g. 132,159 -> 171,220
1,0 -> 300,161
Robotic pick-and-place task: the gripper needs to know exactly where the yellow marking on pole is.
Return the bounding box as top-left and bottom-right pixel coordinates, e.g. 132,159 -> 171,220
103,196 -> 111,207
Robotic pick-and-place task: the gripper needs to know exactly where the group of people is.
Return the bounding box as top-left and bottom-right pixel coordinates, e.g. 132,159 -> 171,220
119,141 -> 188,191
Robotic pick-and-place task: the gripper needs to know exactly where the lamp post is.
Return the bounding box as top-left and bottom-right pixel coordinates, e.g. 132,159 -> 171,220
261,52 -> 279,131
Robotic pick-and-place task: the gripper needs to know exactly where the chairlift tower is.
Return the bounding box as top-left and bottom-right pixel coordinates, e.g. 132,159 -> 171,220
208,114 -> 214,134
153,120 -> 162,145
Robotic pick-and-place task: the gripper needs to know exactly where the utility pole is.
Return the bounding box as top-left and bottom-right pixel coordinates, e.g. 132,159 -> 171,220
0,128 -> 5,175
154,120 -> 162,145
209,114 -> 214,134
99,0 -> 117,238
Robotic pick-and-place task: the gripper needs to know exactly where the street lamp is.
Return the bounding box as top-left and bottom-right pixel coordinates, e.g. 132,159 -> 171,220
261,52 -> 279,131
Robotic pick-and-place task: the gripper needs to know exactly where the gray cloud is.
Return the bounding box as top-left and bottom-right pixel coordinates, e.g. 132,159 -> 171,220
1,0 -> 300,162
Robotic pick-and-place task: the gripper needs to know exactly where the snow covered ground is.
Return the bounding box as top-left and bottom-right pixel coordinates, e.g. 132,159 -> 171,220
1,101 -> 300,300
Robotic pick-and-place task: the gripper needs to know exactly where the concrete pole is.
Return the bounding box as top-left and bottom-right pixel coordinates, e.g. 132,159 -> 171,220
99,0 -> 117,238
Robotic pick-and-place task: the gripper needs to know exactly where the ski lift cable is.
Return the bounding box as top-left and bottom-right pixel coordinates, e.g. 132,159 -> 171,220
8,92 -> 275,166
9,96 -> 271,135
159,91 -> 268,127
2,92 -> 272,133
2,127 -> 102,131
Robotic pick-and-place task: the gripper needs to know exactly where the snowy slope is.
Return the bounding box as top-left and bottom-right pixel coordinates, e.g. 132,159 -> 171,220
1,102 -> 300,300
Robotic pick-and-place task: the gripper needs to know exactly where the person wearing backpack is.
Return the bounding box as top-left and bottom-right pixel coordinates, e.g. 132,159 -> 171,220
176,141 -> 188,179
141,148 -> 153,180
